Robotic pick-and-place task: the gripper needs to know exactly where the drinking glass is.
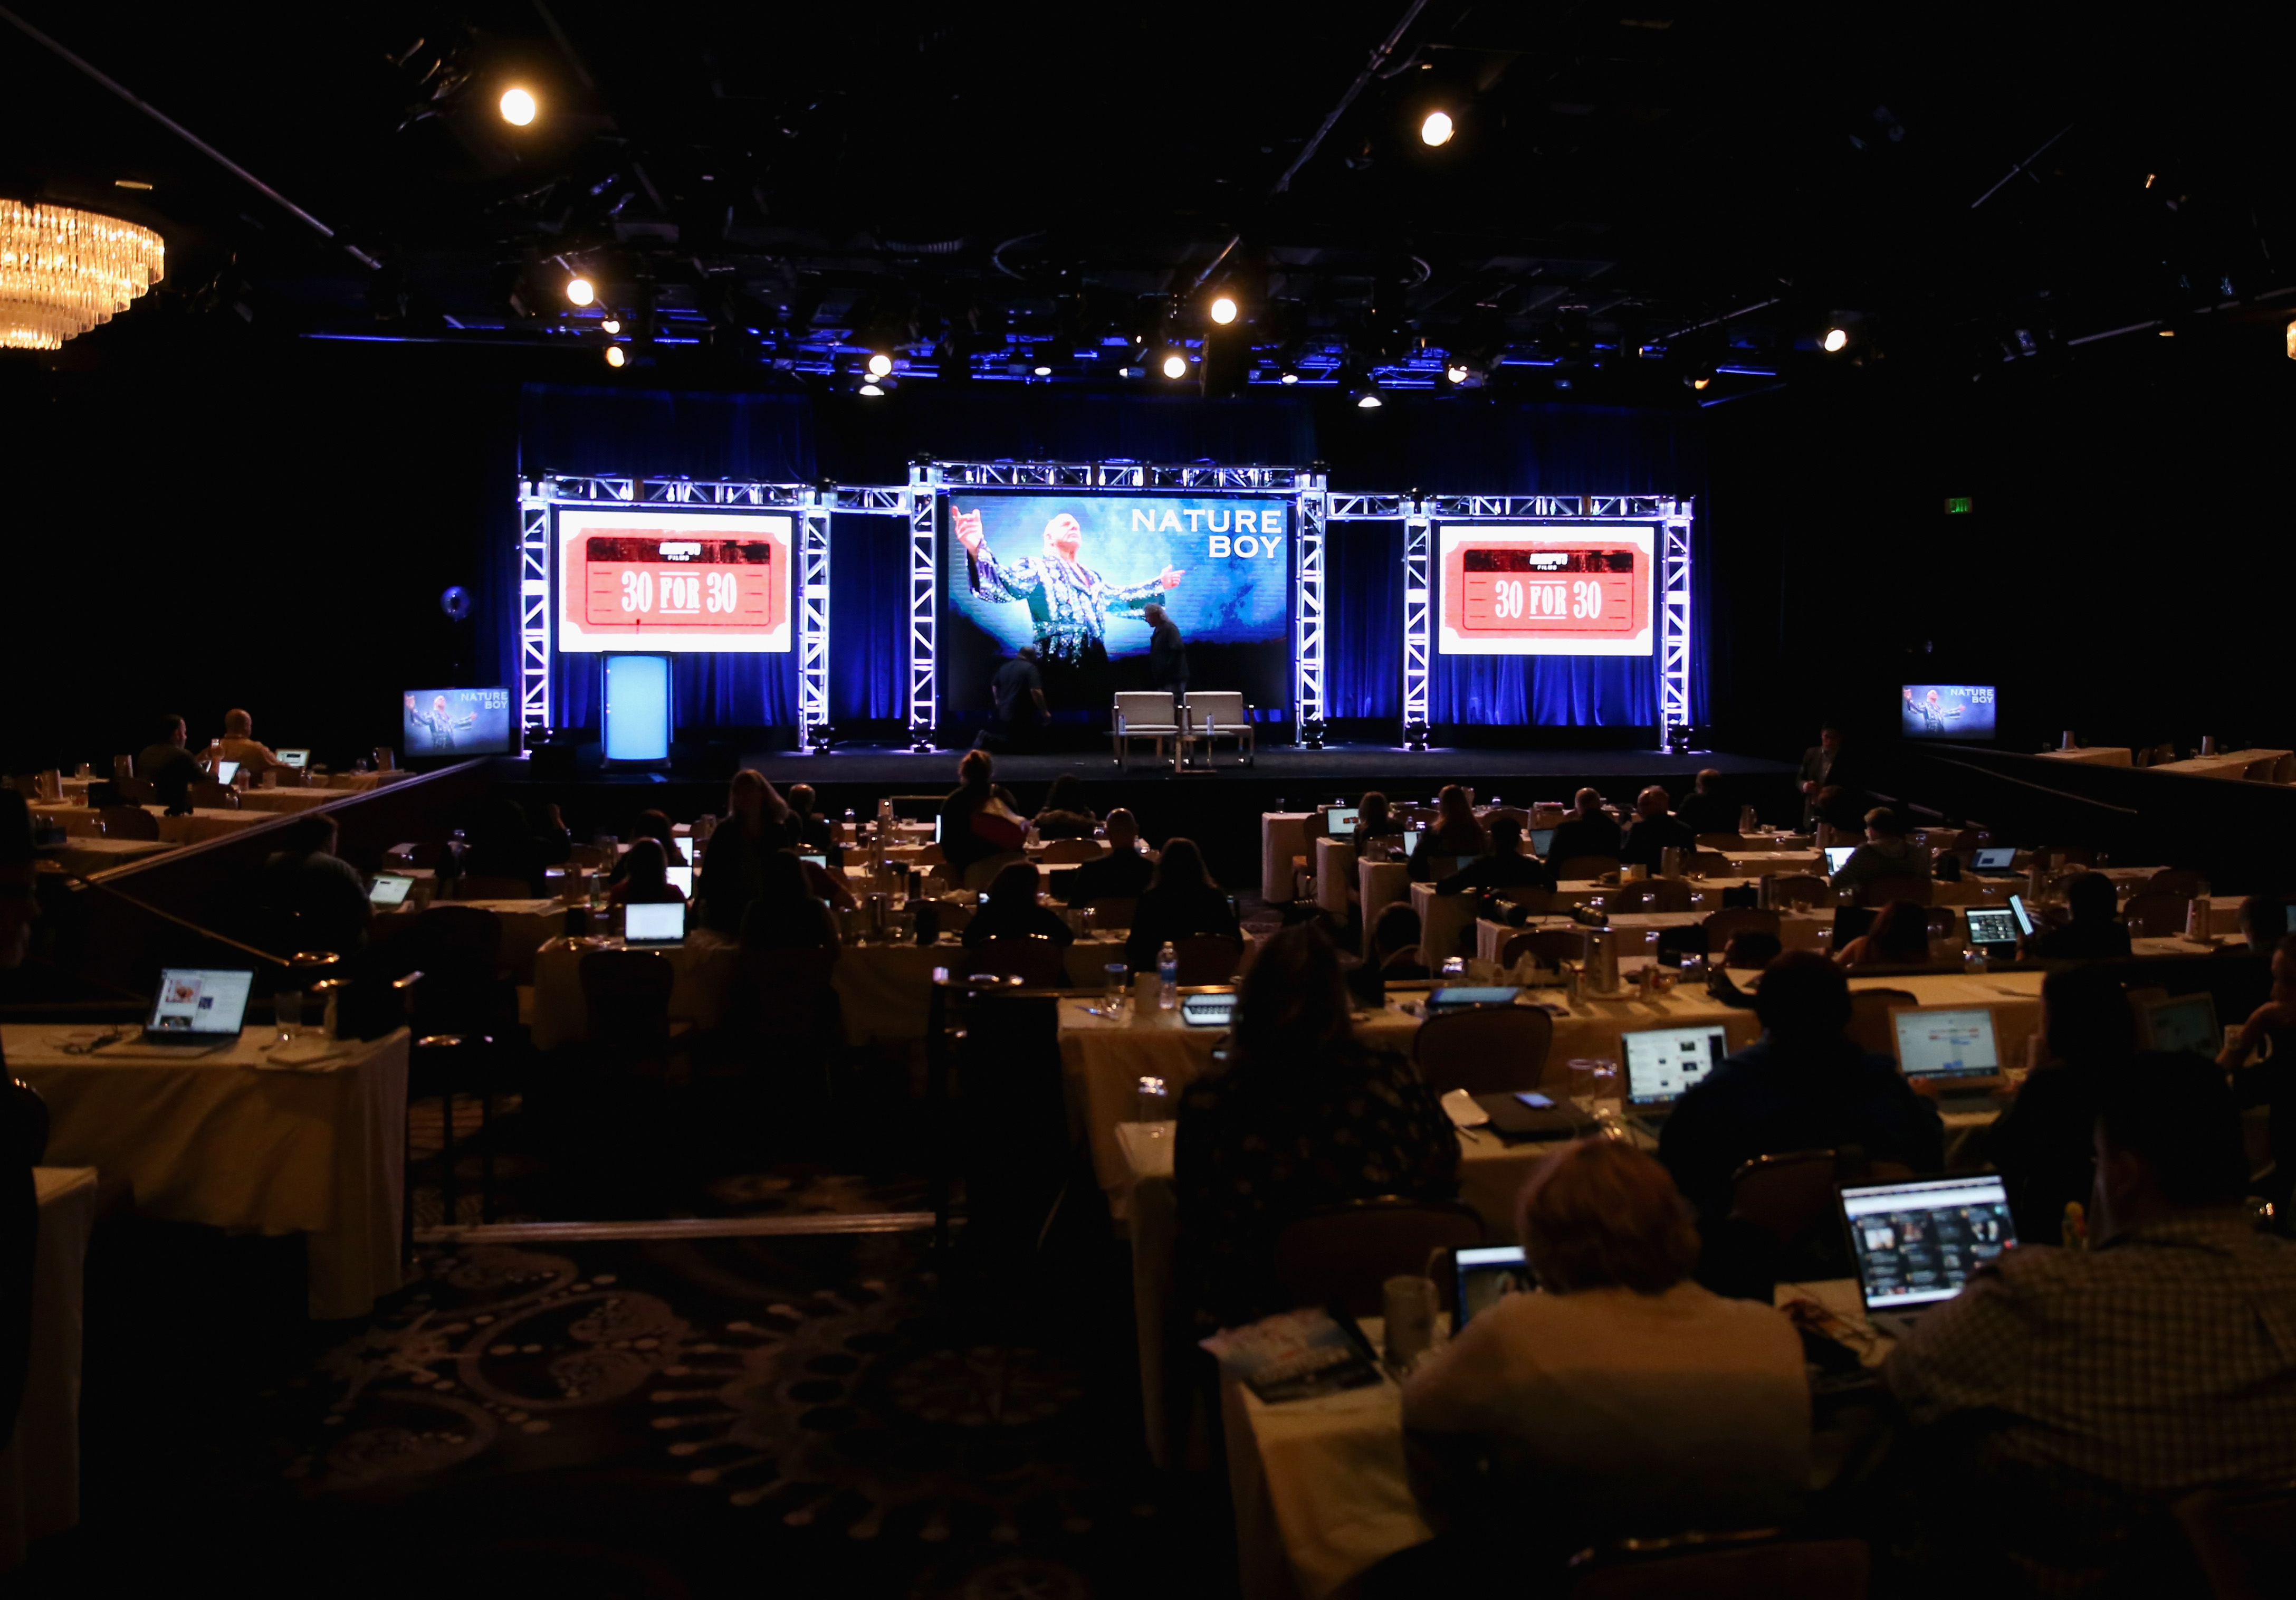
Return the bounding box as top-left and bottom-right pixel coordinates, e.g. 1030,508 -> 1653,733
1814,925 -> 1835,955
1567,1056 -> 1620,1117
275,988 -> 303,1043
1102,961 -> 1128,1018
1136,1074 -> 1172,1123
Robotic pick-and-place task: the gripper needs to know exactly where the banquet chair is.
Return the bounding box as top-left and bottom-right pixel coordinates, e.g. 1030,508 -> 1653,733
1274,1198 -> 1485,1318
97,805 -> 159,840
1088,896 -> 1137,931
1170,934 -> 1245,986
1413,1006 -> 1556,1095
1767,875 -> 1832,910
1038,838 -> 1103,864
1700,908 -> 1781,953
1111,692 -> 1183,769
1857,873 -> 1932,908
1500,929 -> 1588,970
187,780 -> 239,809
2172,1479 -> 2296,1600
2123,893 -> 2193,938
1845,989 -> 1917,1057
579,948 -> 683,1059
1610,880 -> 1693,914
1566,1531 -> 1871,1599
925,979 -> 1070,1260
2147,869 -> 2210,901
1181,691 -> 1255,766
1553,854 -> 1621,882
968,934 -> 1071,989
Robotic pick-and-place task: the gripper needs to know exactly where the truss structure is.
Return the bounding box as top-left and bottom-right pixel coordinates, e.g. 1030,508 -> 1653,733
904,461 -> 944,746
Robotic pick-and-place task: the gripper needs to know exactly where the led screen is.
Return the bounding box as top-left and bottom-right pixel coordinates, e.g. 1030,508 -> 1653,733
402,687 -> 513,756
940,492 -> 1292,730
1901,684 -> 1997,739
557,508 -> 793,653
603,653 -> 673,761
1435,525 -> 1656,656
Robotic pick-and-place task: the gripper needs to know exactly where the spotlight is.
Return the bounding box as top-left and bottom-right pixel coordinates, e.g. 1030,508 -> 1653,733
1822,326 -> 1848,353
1209,294 -> 1238,325
604,345 -> 626,368
865,351 -> 894,378
599,316 -> 621,335
1032,363 -> 1052,376
1355,389 -> 1383,408
1420,110 -> 1455,147
2286,319 -> 2295,360
1279,370 -> 1299,385
500,87 -> 538,126
858,381 -> 885,397
1444,363 -> 1470,385
567,275 -> 595,307
1691,376 -> 1711,391
1161,351 -> 1188,379
1404,718 -> 1431,752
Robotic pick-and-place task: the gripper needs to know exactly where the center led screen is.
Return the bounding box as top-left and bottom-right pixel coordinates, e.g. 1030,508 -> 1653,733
940,492 -> 1292,731
556,507 -> 793,654
1435,523 -> 1656,656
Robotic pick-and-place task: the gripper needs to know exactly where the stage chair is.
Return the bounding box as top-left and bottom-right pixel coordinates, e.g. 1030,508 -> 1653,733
966,934 -> 1071,988
1553,854 -> 1621,882
1274,1197 -> 1485,1318
1413,1005 -> 1556,1095
1181,691 -> 1255,767
97,805 -> 159,840
1845,988 -> 1917,1056
2122,893 -> 2193,938
1170,934 -> 1245,985
1857,873 -> 1933,908
1110,692 -> 1182,769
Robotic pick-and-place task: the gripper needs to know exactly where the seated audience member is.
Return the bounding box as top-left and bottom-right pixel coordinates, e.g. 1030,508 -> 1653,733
459,795 -> 572,894
1545,787 -> 1624,870
1372,902 -> 1428,979
1986,966 -> 2137,1243
1355,790 -> 1396,845
939,749 -> 1028,889
1436,815 -> 1551,897
2221,932 -> 2296,1206
963,862 -> 1076,948
1720,930 -> 1783,970
1886,1054 -> 2296,1595
1174,923 -> 1459,1331
735,851 -> 840,954
785,784 -> 833,852
1835,899 -> 1930,968
1660,952 -> 1943,1228
609,839 -> 686,906
1618,785 -> 1697,871
135,714 -> 201,812
1031,774 -> 1097,840
1828,806 -> 1931,894
1060,807 -> 1155,905
1399,1142 -> 1808,1566
2235,893 -> 2287,955
1124,836 -> 1240,972
607,810 -> 687,884
257,814 -> 371,956
1676,769 -> 1737,837
697,770 -> 797,936
217,709 -> 288,779
1408,785 -> 1490,882
2029,871 -> 2133,961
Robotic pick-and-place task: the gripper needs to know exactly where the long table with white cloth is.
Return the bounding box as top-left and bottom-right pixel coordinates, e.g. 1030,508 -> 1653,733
0,1167 -> 99,1570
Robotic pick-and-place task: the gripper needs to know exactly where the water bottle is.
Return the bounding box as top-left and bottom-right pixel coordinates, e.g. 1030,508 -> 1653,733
1157,941 -> 1179,1010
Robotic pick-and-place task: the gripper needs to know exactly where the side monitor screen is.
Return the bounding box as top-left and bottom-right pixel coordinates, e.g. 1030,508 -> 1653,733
403,688 -> 513,756
1902,684 -> 1996,739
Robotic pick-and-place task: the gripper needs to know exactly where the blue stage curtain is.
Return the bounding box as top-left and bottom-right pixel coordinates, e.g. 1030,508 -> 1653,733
827,513 -> 910,724
1325,520 -> 1404,721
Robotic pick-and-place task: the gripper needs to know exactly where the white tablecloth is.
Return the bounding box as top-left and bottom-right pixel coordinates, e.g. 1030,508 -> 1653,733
2036,747 -> 2132,767
2151,748 -> 2295,782
41,837 -> 177,876
235,787 -> 344,813
1263,813 -> 1313,904
6,1027 -> 407,1320
1313,837 -> 1355,918
0,1168 -> 98,1570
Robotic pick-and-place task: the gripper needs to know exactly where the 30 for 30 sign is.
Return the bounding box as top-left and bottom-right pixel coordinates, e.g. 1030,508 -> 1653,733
1436,525 -> 1656,656
556,509 -> 793,653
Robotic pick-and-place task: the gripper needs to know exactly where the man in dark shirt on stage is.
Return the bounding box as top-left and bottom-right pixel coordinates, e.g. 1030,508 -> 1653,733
1060,808 -> 1156,905
1145,603 -> 1188,699
982,646 -> 1048,749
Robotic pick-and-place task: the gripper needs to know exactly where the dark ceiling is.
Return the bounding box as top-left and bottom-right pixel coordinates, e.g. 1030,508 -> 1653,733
8,2 -> 2296,404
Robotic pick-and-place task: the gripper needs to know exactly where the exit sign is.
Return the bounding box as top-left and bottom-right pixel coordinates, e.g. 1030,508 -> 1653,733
1945,496 -> 1974,515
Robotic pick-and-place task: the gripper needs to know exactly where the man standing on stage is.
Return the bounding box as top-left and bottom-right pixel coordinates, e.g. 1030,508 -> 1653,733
1145,603 -> 1188,701
955,508 -> 1182,707
1798,723 -> 1844,828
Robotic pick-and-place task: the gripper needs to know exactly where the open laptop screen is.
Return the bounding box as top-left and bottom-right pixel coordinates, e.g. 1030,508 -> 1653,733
664,864 -> 694,898
1622,1024 -> 1730,1106
623,901 -> 686,945
1963,907 -> 2019,947
213,760 -> 240,786
1529,827 -> 1556,857
1972,846 -> 2015,871
148,968 -> 254,1038
276,749 -> 310,769
1842,1175 -> 2015,1311
368,875 -> 414,907
1324,806 -> 1359,842
1823,845 -> 1857,874
1891,1006 -> 2001,1082
1453,1244 -> 1532,1329
2143,994 -> 2221,1056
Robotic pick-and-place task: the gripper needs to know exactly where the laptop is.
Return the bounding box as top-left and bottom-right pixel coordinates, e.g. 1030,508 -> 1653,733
1324,806 -> 1359,843
2139,992 -> 2221,1055
276,749 -> 311,769
368,875 -> 415,908
664,864 -> 694,898
1427,986 -> 1520,1012
213,760 -> 240,786
142,967 -> 254,1046
1823,845 -> 1857,875
1889,1005 -> 2006,1099
1968,846 -> 2019,878
1840,1173 -> 2017,1338
1963,905 -> 2020,957
1529,827 -> 1557,857
799,852 -> 828,870
1451,1244 -> 1533,1328
1180,989 -> 1237,1028
622,899 -> 687,948
1622,1023 -> 1730,1132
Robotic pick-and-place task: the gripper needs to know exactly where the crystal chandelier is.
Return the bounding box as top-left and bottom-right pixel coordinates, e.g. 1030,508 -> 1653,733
0,200 -> 166,350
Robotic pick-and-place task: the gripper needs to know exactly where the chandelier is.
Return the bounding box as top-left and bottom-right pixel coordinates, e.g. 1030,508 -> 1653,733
0,200 -> 166,350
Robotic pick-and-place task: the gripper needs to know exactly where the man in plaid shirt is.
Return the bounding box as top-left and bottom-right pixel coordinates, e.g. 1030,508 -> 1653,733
1884,1054 -> 2296,1594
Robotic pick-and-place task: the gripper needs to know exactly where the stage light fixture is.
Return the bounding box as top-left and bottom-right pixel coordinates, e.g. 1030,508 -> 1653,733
1444,362 -> 1470,385
567,275 -> 595,307
604,345 -> 626,368
1691,375 -> 1711,390
1355,389 -> 1383,408
858,381 -> 885,396
2286,319 -> 2295,360
1420,110 -> 1455,147
1161,351 -> 1188,379
1032,363 -> 1052,376
600,316 -> 621,335
500,87 -> 538,126
1279,370 -> 1299,385
1822,326 -> 1848,353
865,351 -> 894,378
1209,294 -> 1238,325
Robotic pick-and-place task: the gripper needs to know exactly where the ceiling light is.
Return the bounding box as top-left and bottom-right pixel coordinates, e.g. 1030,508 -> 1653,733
1444,363 -> 1470,384
1420,110 -> 1455,147
599,316 -> 621,335
2157,328 -> 2175,337
1356,391 -> 1383,408
604,345 -> 626,368
1161,352 -> 1188,379
1692,376 -> 1711,391
1209,295 -> 1238,325
1032,363 -> 1052,377
1822,326 -> 1848,353
2287,319 -> 2295,360
858,382 -> 886,396
1279,370 -> 1299,385
1119,366 -> 1137,378
865,351 -> 893,378
0,200 -> 165,349
500,87 -> 538,127
566,275 -> 595,307
113,179 -> 152,191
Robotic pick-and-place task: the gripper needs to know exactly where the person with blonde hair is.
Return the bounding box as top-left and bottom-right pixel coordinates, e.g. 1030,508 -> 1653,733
1398,1140 -> 1809,1565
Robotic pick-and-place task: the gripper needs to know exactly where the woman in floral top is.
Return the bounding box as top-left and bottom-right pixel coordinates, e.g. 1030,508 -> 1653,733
1175,923 -> 1461,1332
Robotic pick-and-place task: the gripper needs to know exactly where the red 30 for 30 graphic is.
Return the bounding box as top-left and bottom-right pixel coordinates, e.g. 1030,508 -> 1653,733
1436,525 -> 1656,656
557,509 -> 793,653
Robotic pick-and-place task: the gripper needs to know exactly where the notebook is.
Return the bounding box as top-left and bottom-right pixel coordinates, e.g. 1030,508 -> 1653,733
1451,1244 -> 1532,1329
1889,1005 -> 2006,1094
1824,845 -> 1857,874
664,864 -> 694,898
142,967 -> 254,1046
1968,846 -> 2018,877
368,875 -> 414,907
622,900 -> 687,947
1839,1173 -> 2016,1338
276,749 -> 311,769
1529,827 -> 1556,857
1963,906 -> 2020,952
1180,990 -> 1236,1028
213,760 -> 240,786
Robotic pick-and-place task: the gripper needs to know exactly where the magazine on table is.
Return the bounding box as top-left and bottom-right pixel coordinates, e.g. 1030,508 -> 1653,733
1200,1307 -> 1384,1404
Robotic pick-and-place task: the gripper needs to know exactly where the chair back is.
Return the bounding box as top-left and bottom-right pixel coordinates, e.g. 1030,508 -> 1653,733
578,948 -> 677,1052
1925,906 -> 1962,944
1038,838 -> 1103,864
2147,869 -> 2209,900
188,780 -> 238,809
1501,928 -> 1588,970
1553,854 -> 1621,881
1274,1198 -> 1486,1318
1727,1150 -> 1841,1245
1680,850 -> 1733,878
1845,988 -> 1917,1056
1170,934 -> 1245,986
1112,691 -> 1179,731
1087,896 -> 1137,931
1184,691 -> 1246,730
98,805 -> 160,840
1701,908 -> 1781,953
568,843 -> 612,870
1413,1006 -> 1556,1094
1857,873 -> 1933,908
452,874 -> 535,901
733,947 -> 841,1042
1767,874 -> 1831,910
1490,883 -> 1552,915
2123,893 -> 2192,938
2172,1480 -> 2296,1600
968,934 -> 1071,988
1568,1534 -> 1871,1599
